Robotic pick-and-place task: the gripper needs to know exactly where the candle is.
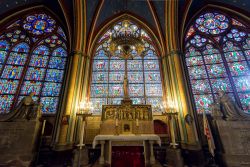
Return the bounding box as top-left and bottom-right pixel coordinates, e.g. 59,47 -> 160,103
136,118 -> 139,127
115,118 -> 118,127
79,117 -> 85,149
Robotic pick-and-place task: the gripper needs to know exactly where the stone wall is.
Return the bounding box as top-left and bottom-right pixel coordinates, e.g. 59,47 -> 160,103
213,119 -> 250,167
0,120 -> 41,166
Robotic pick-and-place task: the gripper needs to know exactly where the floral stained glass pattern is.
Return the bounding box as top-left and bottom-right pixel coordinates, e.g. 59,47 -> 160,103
185,11 -> 250,114
0,13 -> 68,114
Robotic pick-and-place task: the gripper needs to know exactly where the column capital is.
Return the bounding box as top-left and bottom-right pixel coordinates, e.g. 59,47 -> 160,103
162,50 -> 183,58
70,50 -> 83,56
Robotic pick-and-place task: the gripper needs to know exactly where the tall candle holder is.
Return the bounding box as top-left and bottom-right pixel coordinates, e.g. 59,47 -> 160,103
161,100 -> 179,149
75,100 -> 93,167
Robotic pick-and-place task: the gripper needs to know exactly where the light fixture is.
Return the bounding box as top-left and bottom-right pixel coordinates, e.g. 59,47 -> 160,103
107,20 -> 146,59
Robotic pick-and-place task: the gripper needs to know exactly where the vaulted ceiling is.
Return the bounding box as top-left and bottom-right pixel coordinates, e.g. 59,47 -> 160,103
0,0 -> 249,50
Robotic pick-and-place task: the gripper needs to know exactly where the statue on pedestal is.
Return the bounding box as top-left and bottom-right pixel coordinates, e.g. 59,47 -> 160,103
123,75 -> 129,100
217,90 -> 245,120
15,92 -> 40,120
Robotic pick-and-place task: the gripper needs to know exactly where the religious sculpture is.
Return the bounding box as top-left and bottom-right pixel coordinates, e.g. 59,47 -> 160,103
15,92 -> 41,120
123,75 -> 129,100
217,90 -> 245,120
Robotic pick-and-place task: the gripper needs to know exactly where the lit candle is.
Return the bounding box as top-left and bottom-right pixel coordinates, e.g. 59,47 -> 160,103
115,118 -> 118,127
79,117 -> 85,149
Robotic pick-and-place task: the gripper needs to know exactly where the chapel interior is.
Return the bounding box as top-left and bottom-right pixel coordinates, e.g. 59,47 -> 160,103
0,0 -> 249,167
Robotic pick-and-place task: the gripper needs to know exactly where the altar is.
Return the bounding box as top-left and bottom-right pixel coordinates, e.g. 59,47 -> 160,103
91,97 -> 161,166
93,134 -> 161,166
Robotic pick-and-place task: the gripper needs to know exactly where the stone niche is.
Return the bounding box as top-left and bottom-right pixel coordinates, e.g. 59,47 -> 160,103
213,119 -> 250,167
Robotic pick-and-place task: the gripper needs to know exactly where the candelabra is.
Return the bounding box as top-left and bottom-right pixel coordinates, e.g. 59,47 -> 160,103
161,100 -> 178,149
75,101 -> 93,167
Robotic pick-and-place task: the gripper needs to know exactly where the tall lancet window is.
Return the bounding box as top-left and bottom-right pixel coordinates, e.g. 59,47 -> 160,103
90,20 -> 163,114
184,12 -> 250,114
0,13 -> 68,114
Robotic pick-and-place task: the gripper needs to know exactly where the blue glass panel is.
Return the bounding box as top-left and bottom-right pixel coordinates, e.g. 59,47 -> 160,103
33,45 -> 50,55
204,54 -> 223,64
185,56 -> 203,66
52,47 -> 67,57
91,84 -> 108,97
12,43 -> 29,53
108,98 -> 122,105
110,60 -> 125,71
145,84 -> 162,96
1,65 -> 23,79
127,59 -> 143,70
194,94 -> 214,113
42,82 -> 61,96
25,67 -> 46,81
109,72 -> 124,83
0,79 -> 19,94
238,93 -> 250,114
0,40 -> 9,51
129,84 -> 144,96
94,50 -> 108,59
144,50 -> 157,59
128,72 -> 143,83
233,76 -> 250,92
92,72 -> 108,83
228,61 -> 249,76
90,98 -> 106,114
131,98 -> 145,104
93,60 -> 108,71
7,52 -> 28,65
207,64 -> 227,78
188,65 -> 207,79
245,50 -> 250,60
48,57 -> 66,69
40,97 -> 58,113
0,95 -> 14,113
0,51 -> 8,64
144,60 -> 159,71
224,51 -> 245,62
146,98 -> 163,113
45,69 -> 64,82
109,84 -> 123,97
210,78 -> 232,93
20,81 -> 42,95
144,72 -> 161,83
29,54 -> 49,67
191,79 -> 211,94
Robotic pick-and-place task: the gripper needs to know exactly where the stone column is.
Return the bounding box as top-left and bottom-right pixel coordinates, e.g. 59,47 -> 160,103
149,140 -> 156,165
53,0 -> 86,150
99,141 -> 105,164
164,0 -> 199,147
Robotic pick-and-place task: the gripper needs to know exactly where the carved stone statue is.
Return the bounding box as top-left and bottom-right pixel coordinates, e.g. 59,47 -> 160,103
15,92 -> 40,120
123,75 -> 129,99
218,90 -> 244,120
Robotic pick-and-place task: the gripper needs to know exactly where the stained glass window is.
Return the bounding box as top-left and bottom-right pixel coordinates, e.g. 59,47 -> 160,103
0,13 -> 68,114
90,21 -> 163,114
185,11 -> 250,114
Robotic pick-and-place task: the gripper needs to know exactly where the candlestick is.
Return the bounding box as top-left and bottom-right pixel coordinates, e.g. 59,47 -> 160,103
115,118 -> 118,127
79,117 -> 85,149
136,118 -> 139,127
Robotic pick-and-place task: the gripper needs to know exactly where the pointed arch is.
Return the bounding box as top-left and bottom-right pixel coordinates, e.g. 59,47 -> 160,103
183,8 -> 250,114
0,8 -> 69,114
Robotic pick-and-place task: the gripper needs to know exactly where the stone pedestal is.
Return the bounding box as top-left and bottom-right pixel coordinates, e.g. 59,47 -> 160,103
212,119 -> 250,167
0,120 -> 42,166
73,147 -> 90,167
166,148 -> 184,167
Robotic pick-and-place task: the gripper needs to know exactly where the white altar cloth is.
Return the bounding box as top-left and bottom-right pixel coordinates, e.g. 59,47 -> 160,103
92,134 -> 161,148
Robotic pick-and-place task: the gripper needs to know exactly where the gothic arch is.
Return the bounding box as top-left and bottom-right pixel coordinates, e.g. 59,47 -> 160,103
0,7 -> 70,114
